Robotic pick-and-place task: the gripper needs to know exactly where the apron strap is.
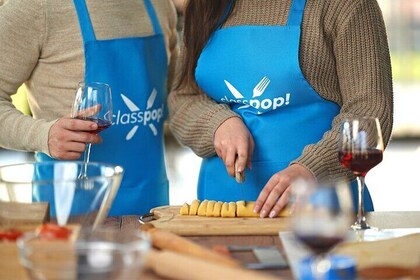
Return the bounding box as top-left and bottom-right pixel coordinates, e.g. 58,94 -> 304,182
73,0 -> 97,43
287,0 -> 307,26
143,0 -> 163,35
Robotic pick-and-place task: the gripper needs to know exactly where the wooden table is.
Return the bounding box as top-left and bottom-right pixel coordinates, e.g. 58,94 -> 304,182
103,211 -> 420,280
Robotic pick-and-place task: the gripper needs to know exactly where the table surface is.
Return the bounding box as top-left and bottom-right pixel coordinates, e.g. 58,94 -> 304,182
103,211 -> 420,280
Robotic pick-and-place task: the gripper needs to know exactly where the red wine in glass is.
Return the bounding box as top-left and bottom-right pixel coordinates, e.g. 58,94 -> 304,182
296,234 -> 344,256
338,148 -> 383,177
75,116 -> 112,134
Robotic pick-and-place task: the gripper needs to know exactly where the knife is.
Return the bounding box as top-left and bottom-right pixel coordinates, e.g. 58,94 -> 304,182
235,158 -> 245,200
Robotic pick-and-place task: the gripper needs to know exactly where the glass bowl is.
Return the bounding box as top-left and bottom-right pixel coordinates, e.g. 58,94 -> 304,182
0,161 -> 124,229
17,228 -> 151,280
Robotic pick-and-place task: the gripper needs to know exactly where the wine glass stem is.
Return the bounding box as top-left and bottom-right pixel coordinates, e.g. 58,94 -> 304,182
311,253 -> 331,280
354,175 -> 370,230
82,143 -> 92,178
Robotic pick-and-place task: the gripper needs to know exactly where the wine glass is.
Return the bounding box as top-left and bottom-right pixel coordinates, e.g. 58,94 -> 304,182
71,82 -> 113,178
291,180 -> 352,280
338,117 -> 384,230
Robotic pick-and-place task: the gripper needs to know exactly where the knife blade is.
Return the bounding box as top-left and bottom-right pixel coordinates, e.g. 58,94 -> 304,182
235,159 -> 245,200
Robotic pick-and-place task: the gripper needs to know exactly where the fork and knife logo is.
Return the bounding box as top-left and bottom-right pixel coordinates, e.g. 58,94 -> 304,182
223,76 -> 290,113
113,89 -> 164,140
224,76 -> 271,100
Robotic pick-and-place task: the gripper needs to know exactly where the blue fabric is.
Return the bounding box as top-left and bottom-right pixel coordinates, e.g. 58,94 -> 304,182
34,0 -> 169,216
194,0 -> 373,211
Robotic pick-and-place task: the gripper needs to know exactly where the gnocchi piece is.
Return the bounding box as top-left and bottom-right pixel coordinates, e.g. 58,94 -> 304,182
206,200 -> 216,217
189,199 -> 200,215
212,201 -> 223,217
197,200 -> 208,216
180,202 -> 190,215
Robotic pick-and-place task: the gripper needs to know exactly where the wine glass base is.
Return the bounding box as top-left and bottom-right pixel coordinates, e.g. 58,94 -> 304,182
350,221 -> 375,231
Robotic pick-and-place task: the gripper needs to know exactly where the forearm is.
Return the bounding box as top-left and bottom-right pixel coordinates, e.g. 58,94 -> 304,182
293,0 -> 393,182
0,100 -> 53,154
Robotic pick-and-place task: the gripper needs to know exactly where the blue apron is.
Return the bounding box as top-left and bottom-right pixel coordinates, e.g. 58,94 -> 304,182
35,0 -> 169,216
194,0 -> 373,211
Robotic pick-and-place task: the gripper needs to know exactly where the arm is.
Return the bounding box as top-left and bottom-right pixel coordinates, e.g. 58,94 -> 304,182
293,0 -> 393,182
256,0 -> 393,217
0,0 -> 101,158
0,0 -> 52,153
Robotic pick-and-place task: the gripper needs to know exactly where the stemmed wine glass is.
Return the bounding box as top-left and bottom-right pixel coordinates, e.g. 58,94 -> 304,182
71,82 -> 113,178
291,180 -> 352,280
338,117 -> 384,230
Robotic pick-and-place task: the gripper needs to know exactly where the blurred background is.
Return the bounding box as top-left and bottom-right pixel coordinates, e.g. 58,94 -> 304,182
1,0 -> 419,211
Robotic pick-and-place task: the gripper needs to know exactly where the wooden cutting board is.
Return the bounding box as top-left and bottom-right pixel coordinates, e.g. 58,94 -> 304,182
144,206 -> 291,236
334,232 -> 420,269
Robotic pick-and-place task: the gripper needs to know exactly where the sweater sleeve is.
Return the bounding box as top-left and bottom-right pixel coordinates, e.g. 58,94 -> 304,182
0,0 -> 54,154
168,66 -> 239,158
292,0 -> 393,181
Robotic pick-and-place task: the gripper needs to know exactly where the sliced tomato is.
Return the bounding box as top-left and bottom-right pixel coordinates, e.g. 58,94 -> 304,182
0,229 -> 23,241
36,223 -> 71,240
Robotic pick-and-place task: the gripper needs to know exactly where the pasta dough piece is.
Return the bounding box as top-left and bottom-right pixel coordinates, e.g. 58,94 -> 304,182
179,202 -> 190,215
206,200 -> 216,217
236,201 -> 290,217
189,199 -> 200,216
221,202 -> 236,218
228,202 -> 237,217
197,200 -> 208,216
212,201 -> 223,217
236,201 -> 259,217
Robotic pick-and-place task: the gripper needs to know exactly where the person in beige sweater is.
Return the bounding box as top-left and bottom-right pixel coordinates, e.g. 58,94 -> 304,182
0,0 -> 178,215
168,0 -> 393,218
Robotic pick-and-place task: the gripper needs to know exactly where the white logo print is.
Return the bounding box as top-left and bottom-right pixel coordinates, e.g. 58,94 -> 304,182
113,88 -> 164,140
221,76 -> 290,114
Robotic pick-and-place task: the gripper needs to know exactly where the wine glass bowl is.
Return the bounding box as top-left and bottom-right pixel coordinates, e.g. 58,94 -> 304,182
71,82 -> 113,130
338,117 -> 384,230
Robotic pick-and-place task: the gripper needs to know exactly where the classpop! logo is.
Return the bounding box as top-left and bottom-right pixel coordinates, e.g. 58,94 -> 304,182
113,88 -> 164,140
221,76 -> 291,114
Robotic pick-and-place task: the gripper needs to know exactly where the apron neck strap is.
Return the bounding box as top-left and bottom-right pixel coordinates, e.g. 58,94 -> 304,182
287,0 -> 307,26
73,0 -> 162,44
143,0 -> 163,35
73,0 -> 96,42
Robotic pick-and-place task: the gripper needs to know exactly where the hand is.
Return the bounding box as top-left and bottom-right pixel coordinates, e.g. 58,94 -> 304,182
48,117 -> 101,160
254,164 -> 315,218
214,117 -> 254,177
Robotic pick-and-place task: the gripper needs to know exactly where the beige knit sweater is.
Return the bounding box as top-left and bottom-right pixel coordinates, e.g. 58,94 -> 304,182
168,0 -> 393,182
0,0 -> 178,155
